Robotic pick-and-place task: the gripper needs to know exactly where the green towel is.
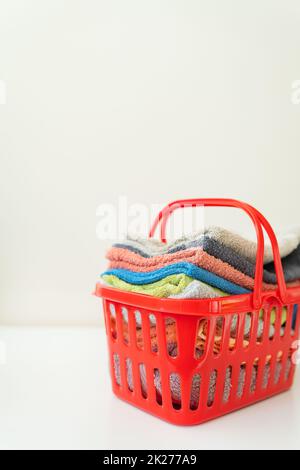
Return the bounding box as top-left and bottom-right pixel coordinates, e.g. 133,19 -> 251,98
102,274 -> 287,325
102,274 -> 194,298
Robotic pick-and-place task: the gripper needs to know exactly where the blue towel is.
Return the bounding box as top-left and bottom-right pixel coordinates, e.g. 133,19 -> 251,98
102,262 -> 250,295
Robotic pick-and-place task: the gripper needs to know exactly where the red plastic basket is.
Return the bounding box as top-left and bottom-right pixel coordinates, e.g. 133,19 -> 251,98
95,199 -> 300,425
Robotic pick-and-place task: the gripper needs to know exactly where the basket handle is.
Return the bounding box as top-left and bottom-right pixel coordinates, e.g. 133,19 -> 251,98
149,198 -> 288,309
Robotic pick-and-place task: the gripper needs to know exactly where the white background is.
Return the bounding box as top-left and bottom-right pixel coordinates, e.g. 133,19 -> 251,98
1,326 -> 300,450
1,0 -> 300,326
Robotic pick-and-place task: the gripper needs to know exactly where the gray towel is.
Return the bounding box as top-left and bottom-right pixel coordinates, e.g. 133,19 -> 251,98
265,245 -> 300,282
114,237 -> 300,284
123,225 -> 300,264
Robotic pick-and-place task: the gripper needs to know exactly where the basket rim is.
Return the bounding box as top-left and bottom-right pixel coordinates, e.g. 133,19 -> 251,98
94,282 -> 300,316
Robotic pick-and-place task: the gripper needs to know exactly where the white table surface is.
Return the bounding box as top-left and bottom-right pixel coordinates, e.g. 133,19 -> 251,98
0,326 -> 299,450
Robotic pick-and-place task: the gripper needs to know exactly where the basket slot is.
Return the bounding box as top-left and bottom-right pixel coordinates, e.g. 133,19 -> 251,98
134,310 -> 144,350
261,358 -> 271,390
213,317 -> 224,356
115,305 -> 127,345
121,307 -> 129,344
189,374 -> 201,410
265,354 -> 277,390
280,307 -> 287,338
169,373 -> 182,409
138,363 -> 148,398
222,366 -> 232,403
249,360 -> 259,394
125,358 -> 133,392
273,352 -> 283,385
154,368 -> 163,406
292,304 -> 300,337
235,363 -> 249,398
237,364 -> 251,398
204,317 -> 217,358
150,314 -> 159,354
229,314 -> 239,350
113,353 -> 120,386
194,318 -> 208,360
165,317 -> 178,358
268,308 -> 276,341
243,313 -> 253,348
284,356 -> 293,382
274,350 -> 290,386
207,369 -> 218,407
108,302 -> 117,340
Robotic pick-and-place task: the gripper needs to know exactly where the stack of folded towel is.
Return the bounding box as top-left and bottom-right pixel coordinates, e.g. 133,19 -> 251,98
101,226 -> 300,406
101,226 -> 300,299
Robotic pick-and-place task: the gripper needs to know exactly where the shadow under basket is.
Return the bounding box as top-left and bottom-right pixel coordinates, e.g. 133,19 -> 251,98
95,198 -> 300,425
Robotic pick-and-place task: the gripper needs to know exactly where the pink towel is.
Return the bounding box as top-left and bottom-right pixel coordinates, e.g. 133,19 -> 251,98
106,246 -> 277,291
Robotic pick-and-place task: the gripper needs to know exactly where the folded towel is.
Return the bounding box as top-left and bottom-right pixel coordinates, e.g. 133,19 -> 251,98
102,263 -> 251,295
122,224 -> 300,264
265,245 -> 300,282
102,274 -> 226,299
106,247 -> 277,291
116,238 -> 300,284
102,274 -> 194,298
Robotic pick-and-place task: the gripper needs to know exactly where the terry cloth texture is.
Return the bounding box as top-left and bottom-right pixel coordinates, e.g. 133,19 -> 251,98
102,274 -> 194,298
120,224 -> 300,264
116,238 -> 300,284
101,263 -> 251,295
102,274 -> 225,299
169,279 -> 227,299
265,245 -> 300,282
106,247 -> 278,291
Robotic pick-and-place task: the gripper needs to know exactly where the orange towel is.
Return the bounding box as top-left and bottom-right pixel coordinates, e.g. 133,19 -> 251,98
107,246 -> 277,291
